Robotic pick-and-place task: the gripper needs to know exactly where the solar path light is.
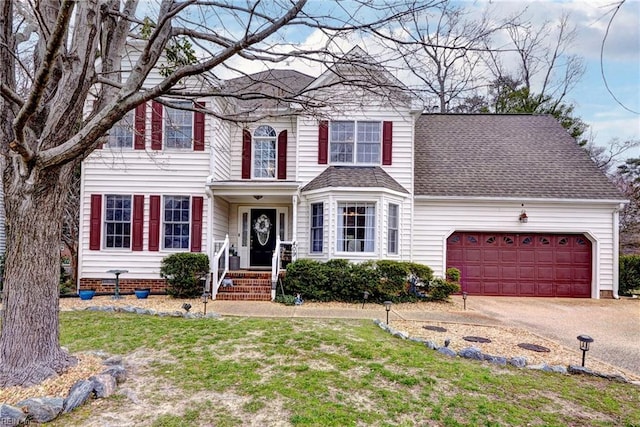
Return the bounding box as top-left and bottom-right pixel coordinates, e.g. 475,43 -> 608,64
384,300 -> 392,325
577,334 -> 594,367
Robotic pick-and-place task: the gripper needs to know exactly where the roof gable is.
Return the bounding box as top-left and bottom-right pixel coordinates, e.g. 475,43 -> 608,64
415,114 -> 623,200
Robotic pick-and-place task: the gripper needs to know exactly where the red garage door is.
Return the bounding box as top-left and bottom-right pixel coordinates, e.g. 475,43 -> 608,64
446,232 -> 592,298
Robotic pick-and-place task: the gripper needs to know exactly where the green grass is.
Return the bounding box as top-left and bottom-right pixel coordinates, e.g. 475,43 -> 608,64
52,311 -> 640,426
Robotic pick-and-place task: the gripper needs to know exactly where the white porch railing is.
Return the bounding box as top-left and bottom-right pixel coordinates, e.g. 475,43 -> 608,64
271,237 -> 297,300
211,234 -> 230,300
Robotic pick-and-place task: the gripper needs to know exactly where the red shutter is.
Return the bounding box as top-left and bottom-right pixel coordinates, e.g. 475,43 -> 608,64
318,120 -> 328,164
132,195 -> 144,251
89,194 -> 102,250
151,101 -> 163,150
134,103 -> 146,150
277,130 -> 287,180
382,121 -> 393,165
193,101 -> 205,151
149,195 -> 160,251
190,196 -> 203,252
241,129 -> 251,179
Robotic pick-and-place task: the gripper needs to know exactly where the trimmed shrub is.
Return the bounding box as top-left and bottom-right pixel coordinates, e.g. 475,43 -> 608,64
160,253 -> 210,298
427,277 -> 461,301
619,255 -> 640,296
281,258 -> 330,301
282,259 -> 436,303
446,267 -> 461,283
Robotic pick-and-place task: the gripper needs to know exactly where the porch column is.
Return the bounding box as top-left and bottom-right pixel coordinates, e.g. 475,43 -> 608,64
292,194 -> 298,242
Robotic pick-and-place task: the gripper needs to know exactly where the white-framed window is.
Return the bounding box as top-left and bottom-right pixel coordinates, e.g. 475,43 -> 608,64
337,202 -> 375,253
253,125 -> 277,178
310,203 -> 324,253
388,203 -> 399,254
108,110 -> 134,148
165,101 -> 193,149
104,195 -> 132,248
330,121 -> 381,164
163,195 -> 190,249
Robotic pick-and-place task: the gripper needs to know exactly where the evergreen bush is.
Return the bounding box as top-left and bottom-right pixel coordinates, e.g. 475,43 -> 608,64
281,259 -> 445,303
160,253 -> 210,298
619,255 -> 640,296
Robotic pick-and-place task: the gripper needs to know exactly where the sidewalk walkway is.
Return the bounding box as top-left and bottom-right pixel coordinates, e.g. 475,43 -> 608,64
207,298 -> 501,326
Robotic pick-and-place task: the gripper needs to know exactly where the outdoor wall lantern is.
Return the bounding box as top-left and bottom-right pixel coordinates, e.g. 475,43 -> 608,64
362,291 -> 370,309
462,292 -> 468,310
577,334 -> 594,367
384,300 -> 392,325
519,210 -> 528,223
182,303 -> 192,313
201,292 -> 210,315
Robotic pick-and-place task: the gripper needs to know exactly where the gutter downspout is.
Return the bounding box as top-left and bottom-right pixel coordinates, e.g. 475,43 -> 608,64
612,203 -> 624,299
205,183 -> 214,293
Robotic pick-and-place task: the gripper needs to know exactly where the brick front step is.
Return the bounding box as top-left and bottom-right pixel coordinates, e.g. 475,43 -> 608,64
215,271 -> 273,301
215,293 -> 272,301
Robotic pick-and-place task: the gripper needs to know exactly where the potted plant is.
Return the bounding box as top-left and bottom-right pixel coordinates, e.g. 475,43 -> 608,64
78,288 -> 96,300
229,245 -> 240,270
134,288 -> 151,299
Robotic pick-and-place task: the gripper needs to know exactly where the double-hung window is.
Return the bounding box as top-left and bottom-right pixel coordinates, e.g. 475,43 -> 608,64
253,125 -> 277,178
330,121 -> 381,164
310,203 -> 324,253
388,204 -> 399,254
337,202 -> 375,253
108,110 -> 134,148
163,196 -> 190,249
165,102 -> 193,149
104,195 -> 132,248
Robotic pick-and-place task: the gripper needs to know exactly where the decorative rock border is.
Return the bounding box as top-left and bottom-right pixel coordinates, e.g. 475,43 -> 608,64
0,353 -> 127,425
77,305 -> 221,319
373,319 -> 635,384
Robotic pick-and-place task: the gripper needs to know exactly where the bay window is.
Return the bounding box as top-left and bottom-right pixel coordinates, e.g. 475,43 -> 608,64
337,202 -> 375,252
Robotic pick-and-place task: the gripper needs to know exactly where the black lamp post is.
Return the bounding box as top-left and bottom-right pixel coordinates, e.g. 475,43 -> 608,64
577,334 -> 594,367
362,291 -> 369,309
462,292 -> 468,310
201,292 -> 210,315
384,300 -> 392,325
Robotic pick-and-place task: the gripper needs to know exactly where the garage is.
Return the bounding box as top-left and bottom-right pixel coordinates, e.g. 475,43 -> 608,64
446,232 -> 592,298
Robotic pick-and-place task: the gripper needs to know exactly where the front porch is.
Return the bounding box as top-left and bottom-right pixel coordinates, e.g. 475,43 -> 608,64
209,235 -> 296,301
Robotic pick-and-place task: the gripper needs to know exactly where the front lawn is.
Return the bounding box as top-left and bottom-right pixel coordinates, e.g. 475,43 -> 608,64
51,312 -> 640,426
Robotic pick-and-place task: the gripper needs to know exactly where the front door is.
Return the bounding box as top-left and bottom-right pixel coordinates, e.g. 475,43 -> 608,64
250,209 -> 277,267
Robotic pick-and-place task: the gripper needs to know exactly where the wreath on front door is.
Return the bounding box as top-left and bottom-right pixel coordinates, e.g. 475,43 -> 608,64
254,214 -> 272,246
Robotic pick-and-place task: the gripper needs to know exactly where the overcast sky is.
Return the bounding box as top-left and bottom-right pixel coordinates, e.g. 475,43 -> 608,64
486,0 -> 640,154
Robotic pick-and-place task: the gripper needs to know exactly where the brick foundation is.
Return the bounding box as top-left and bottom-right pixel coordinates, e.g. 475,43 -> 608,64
599,290 -> 614,299
79,278 -> 167,294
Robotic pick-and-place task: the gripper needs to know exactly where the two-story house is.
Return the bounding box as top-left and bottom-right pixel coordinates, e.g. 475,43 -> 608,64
78,49 -> 625,300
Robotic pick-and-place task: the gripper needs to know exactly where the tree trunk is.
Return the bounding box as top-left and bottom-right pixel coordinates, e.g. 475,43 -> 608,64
0,163 -> 77,387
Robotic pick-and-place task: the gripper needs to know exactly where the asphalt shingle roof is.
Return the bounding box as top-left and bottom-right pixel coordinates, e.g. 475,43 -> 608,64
415,114 -> 624,200
302,166 -> 409,194
224,69 -> 315,111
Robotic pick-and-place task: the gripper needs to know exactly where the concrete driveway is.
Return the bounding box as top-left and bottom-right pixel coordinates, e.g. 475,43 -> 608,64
462,296 -> 640,376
